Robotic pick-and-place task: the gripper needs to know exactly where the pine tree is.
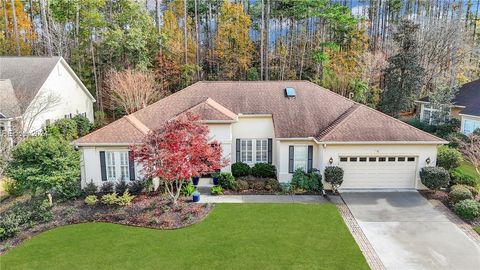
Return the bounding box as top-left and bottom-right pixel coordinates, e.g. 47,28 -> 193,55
380,19 -> 424,118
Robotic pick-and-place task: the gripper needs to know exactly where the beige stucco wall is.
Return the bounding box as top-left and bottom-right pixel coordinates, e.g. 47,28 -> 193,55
277,140 -> 318,182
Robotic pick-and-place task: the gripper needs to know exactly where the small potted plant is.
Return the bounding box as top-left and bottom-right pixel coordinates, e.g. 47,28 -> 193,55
211,172 -> 220,185
192,190 -> 201,202
192,176 -> 200,186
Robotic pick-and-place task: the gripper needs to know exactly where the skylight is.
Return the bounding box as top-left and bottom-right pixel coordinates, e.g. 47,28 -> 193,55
285,87 -> 296,98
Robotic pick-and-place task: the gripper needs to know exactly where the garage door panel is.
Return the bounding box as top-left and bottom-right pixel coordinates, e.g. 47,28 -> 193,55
339,156 -> 416,189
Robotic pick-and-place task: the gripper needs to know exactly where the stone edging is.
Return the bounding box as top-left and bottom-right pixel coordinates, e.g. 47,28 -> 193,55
336,203 -> 386,270
428,199 -> 480,246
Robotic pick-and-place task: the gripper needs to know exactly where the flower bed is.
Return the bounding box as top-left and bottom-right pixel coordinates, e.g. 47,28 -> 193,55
0,194 -> 213,254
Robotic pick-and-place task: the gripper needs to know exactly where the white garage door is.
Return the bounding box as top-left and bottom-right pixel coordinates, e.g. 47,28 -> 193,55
338,156 -> 417,189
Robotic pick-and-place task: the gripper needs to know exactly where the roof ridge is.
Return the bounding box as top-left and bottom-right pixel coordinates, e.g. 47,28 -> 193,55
124,115 -> 151,135
204,98 -> 237,119
317,104 -> 361,140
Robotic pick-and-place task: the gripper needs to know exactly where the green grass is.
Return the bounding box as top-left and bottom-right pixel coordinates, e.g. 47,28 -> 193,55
474,226 -> 480,235
458,161 -> 479,179
0,204 -> 368,270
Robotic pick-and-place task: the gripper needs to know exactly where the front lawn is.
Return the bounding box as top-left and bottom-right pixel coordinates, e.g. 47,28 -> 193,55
458,161 -> 478,179
0,204 -> 368,270
474,226 -> 480,235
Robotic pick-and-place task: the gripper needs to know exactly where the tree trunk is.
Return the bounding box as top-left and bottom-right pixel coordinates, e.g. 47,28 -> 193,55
265,0 -> 270,80
40,0 -> 52,56
156,0 -> 161,33
194,0 -> 200,79
260,0 -> 264,80
183,0 -> 188,64
10,0 -> 20,55
2,0 -> 9,39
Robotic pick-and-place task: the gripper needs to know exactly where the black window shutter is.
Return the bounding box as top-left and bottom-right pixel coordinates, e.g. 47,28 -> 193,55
236,139 -> 241,162
307,146 -> 313,173
288,146 -> 294,173
100,151 -> 107,181
128,151 -> 135,181
267,138 -> 273,164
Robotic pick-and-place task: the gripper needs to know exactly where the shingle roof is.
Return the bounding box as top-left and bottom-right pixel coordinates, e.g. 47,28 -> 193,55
0,79 -> 21,118
74,81 -> 444,145
418,80 -> 480,117
0,57 -> 62,107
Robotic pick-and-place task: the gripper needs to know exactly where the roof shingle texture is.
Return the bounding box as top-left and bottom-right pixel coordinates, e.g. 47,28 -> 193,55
0,79 -> 20,118
74,81 -> 443,145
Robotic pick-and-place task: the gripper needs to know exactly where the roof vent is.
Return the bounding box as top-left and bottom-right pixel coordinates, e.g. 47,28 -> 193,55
285,87 -> 296,98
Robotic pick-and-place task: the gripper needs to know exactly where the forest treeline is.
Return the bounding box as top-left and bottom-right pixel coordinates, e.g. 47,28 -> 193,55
1,0 -> 479,121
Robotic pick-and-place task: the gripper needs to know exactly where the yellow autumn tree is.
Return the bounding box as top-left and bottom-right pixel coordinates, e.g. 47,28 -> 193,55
160,0 -> 197,65
214,1 -> 254,80
1,0 -> 35,55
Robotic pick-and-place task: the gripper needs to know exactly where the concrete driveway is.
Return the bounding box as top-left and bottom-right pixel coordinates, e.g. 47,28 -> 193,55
341,191 -> 480,270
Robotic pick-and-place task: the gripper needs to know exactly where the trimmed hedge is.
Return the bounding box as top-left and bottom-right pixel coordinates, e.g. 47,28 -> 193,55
420,167 -> 450,191
251,163 -> 276,178
453,199 -> 480,220
291,169 -> 322,192
231,162 -> 251,177
324,166 -> 344,192
448,185 -> 473,204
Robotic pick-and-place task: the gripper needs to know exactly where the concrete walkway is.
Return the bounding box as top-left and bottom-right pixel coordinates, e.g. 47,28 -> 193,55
199,194 -> 342,204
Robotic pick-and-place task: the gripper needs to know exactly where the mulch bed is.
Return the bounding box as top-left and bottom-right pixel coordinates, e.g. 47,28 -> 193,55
419,190 -> 480,228
0,194 -> 213,254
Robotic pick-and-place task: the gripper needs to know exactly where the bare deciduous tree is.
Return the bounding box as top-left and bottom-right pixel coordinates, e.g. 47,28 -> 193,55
106,69 -> 162,114
456,134 -> 480,176
0,135 -> 12,179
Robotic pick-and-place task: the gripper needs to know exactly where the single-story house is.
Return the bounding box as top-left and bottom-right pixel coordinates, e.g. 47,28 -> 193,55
0,56 -> 95,137
74,81 -> 446,190
416,79 -> 480,135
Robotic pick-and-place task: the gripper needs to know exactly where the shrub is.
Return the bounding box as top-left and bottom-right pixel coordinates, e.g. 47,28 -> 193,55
231,162 -> 251,177
45,118 -> 78,140
128,180 -> 144,195
447,132 -> 469,148
181,182 -> 196,196
405,118 -> 437,134
453,199 -> 480,220
210,185 -> 223,195
84,195 -> 98,205
101,193 -> 118,205
435,121 -> 460,139
116,191 -> 135,206
448,185 -> 473,203
252,181 -> 265,190
324,166 -> 344,193
265,178 -> 281,192
115,180 -> 128,194
72,115 -> 93,137
2,178 -> 24,197
235,180 -> 249,191
454,184 -> 478,197
437,146 -> 463,170
450,169 -> 478,187
291,169 -> 322,192
420,167 -> 450,191
251,163 -> 276,178
56,180 -> 81,201
0,212 -> 21,240
83,181 -> 98,195
218,172 -> 235,190
100,182 -> 114,194
279,183 -> 292,194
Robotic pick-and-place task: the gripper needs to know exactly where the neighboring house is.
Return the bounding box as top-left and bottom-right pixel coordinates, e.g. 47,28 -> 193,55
416,80 -> 480,135
74,81 -> 446,190
0,56 -> 95,137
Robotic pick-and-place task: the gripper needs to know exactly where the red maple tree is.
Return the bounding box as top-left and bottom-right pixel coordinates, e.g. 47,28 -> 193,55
132,113 -> 228,203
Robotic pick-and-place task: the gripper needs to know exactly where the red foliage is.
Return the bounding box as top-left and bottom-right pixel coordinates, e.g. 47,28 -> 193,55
132,113 -> 228,182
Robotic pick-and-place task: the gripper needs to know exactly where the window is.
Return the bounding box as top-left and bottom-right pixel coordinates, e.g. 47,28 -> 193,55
340,157 -> 348,162
64,113 -> 73,119
106,152 -> 116,181
378,157 -> 386,162
294,146 -> 308,171
359,157 -> 367,162
240,139 -> 253,163
388,157 -> 396,162
256,139 -> 268,163
398,157 -> 406,162
407,157 -> 415,162
463,119 -> 480,135
421,104 -> 448,125
350,157 -> 357,162
369,157 -> 376,162
119,152 -> 130,180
